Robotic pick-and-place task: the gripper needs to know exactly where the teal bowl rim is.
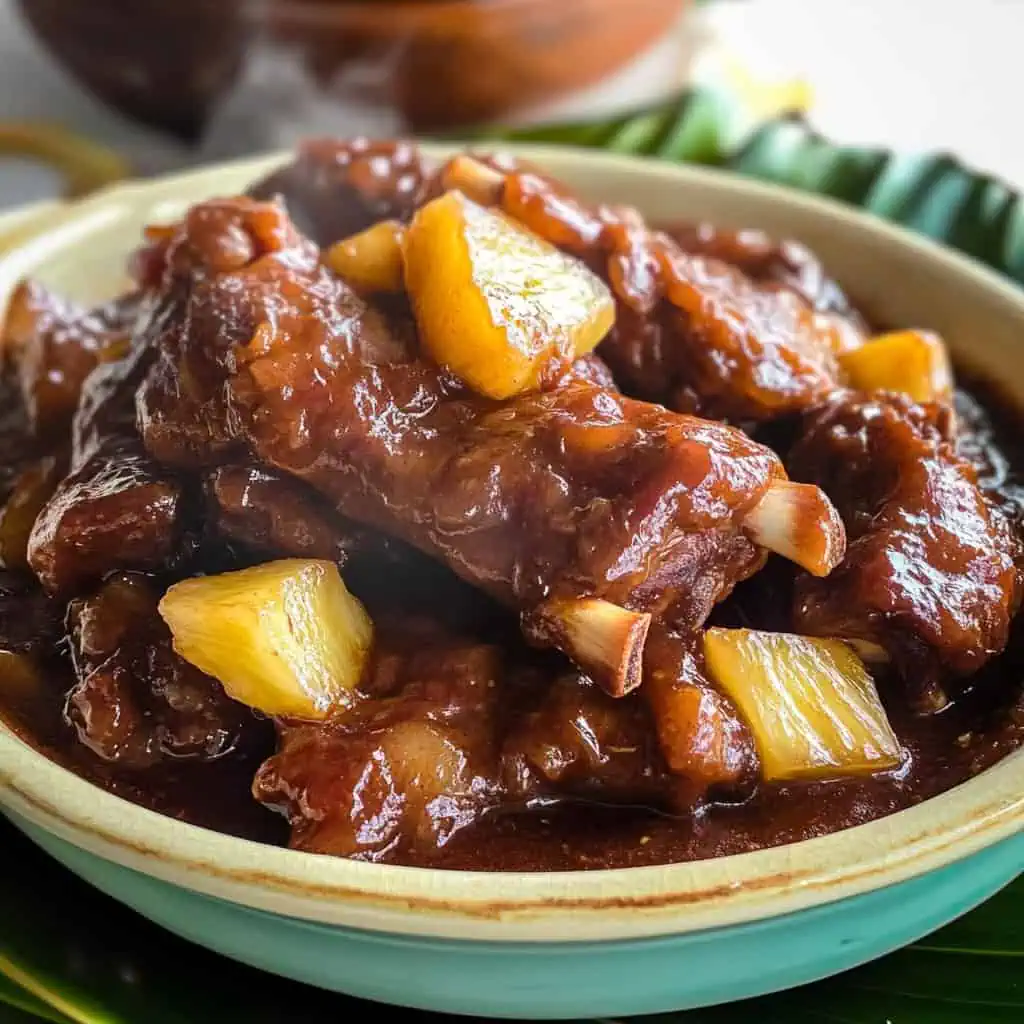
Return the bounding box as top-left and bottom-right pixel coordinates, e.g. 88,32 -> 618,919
0,144 -> 1021,945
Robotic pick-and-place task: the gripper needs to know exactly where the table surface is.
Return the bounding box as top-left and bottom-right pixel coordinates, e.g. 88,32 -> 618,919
0,0 -> 1022,207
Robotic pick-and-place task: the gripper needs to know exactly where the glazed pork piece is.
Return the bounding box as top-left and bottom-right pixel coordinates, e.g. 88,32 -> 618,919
0,288 -> 139,569
137,196 -> 844,697
253,623 -> 718,860
206,464 -> 375,564
247,138 -> 440,246
439,156 -> 867,423
789,391 -> 1023,707
67,572 -> 258,767
1,283 -> 136,440
666,223 -> 863,321
27,307 -> 188,596
253,631 -> 509,860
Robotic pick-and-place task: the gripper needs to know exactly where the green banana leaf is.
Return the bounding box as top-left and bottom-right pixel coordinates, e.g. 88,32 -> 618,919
2,88 -> 1023,1022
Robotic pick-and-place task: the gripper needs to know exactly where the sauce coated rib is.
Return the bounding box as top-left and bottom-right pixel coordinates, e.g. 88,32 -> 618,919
137,197 -> 844,695
789,391 -> 1022,708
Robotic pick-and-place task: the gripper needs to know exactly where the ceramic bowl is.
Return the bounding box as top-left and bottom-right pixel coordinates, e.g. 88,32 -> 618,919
0,147 -> 1021,1019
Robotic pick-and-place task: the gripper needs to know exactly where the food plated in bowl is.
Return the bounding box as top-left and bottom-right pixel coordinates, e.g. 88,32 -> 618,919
0,142 -> 1021,1018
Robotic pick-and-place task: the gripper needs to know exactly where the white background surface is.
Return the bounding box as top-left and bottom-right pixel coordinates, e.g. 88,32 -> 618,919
1,0 -> 1023,206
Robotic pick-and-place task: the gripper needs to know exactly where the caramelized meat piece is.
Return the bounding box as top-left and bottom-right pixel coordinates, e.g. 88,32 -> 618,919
67,572 -> 255,768
443,157 -> 865,422
206,465 -> 368,563
136,197 -> 407,468
29,338 -> 185,596
642,630 -> 757,798
667,223 -> 863,320
607,252 -> 852,422
502,672 -> 674,806
254,635 -> 505,861
29,451 -> 181,597
790,391 -> 1022,701
247,138 -> 440,246
0,569 -> 61,655
0,453 -> 64,570
1,283 -> 136,438
139,197 -> 845,695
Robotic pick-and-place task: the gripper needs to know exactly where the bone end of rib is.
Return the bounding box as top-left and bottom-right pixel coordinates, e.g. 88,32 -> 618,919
441,156 -> 505,207
743,480 -> 847,577
525,597 -> 652,698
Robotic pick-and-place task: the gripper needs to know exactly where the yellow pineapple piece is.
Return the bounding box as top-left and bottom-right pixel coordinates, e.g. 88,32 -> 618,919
325,219 -> 406,295
840,329 -> 953,403
404,190 -> 615,399
703,628 -> 902,782
159,559 -> 373,720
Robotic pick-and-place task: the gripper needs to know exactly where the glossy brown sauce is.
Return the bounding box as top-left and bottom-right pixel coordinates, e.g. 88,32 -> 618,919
1,365 -> 1021,871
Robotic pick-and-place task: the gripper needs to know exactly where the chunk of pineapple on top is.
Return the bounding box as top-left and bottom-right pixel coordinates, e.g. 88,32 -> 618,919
840,329 -> 953,404
702,628 -> 902,782
325,219 -> 407,295
159,559 -> 373,720
404,190 -> 615,399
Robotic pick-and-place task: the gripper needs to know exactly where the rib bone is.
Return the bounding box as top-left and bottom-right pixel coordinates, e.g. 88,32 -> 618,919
743,480 -> 846,577
523,597 -> 652,698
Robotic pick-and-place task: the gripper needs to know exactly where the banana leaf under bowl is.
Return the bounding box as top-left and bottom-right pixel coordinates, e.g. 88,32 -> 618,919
0,143 -> 1022,1020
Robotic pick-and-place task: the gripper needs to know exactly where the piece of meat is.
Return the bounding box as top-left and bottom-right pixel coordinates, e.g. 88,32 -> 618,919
441,156 -> 866,423
66,572 -> 257,768
789,391 -> 1023,705
253,634 -> 507,861
0,569 -> 62,656
502,671 -> 675,806
1,282 -> 137,439
28,327 -> 187,597
247,137 -> 441,247
205,465 -> 367,563
641,629 -> 758,799
135,197 -> 839,697
136,197 -> 403,468
667,223 -> 864,321
28,449 -> 182,597
254,618 -> 713,860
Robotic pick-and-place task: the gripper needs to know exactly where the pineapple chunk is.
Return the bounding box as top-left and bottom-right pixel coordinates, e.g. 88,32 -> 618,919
702,628 -> 902,782
840,329 -> 953,403
325,219 -> 406,295
404,190 -> 615,399
159,559 -> 373,720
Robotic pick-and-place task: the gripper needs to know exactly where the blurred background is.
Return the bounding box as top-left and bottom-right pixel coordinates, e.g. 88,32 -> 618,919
2,0 -> 1023,209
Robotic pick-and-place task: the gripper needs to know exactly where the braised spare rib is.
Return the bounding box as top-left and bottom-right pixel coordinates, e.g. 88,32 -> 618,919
136,196 -> 845,696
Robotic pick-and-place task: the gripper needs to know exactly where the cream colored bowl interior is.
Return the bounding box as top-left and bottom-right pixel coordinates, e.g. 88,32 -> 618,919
0,146 -> 1021,944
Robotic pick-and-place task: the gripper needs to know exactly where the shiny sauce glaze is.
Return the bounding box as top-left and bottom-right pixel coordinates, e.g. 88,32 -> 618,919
0,365 -> 1021,871
1,142 -> 1023,870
